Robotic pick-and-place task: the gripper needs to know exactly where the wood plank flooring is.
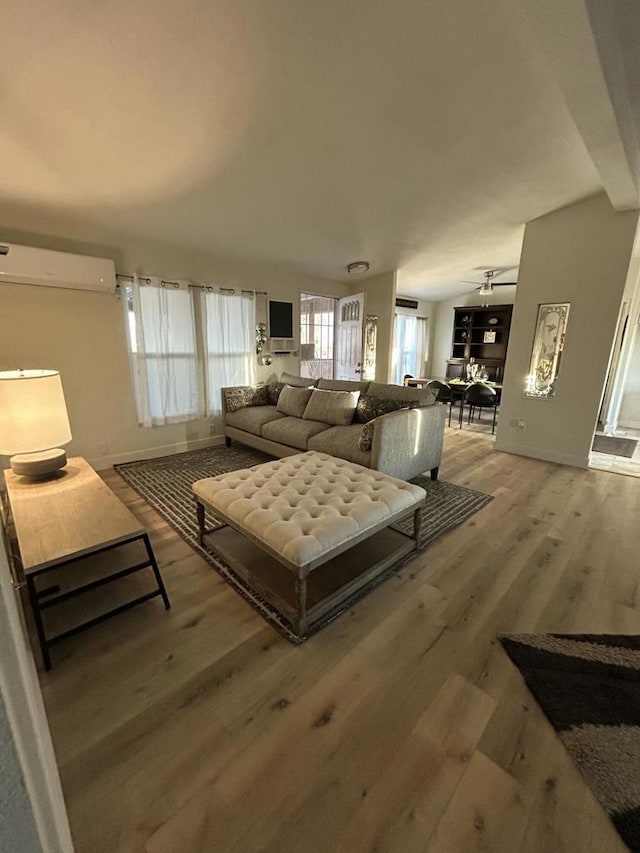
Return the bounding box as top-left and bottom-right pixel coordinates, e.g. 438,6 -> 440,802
38,430 -> 639,852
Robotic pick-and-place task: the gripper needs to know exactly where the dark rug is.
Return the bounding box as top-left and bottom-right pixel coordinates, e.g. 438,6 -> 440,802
501,633 -> 640,852
115,445 -> 492,642
592,434 -> 638,458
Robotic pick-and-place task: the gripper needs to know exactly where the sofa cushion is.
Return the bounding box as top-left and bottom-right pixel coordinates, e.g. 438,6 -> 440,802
277,386 -> 313,418
307,424 -> 372,467
367,382 -> 436,405
266,381 -> 285,405
281,372 -> 318,388
224,385 -> 268,413
225,405 -> 284,436
262,417 -> 330,450
303,389 -> 360,426
355,393 -> 422,424
317,378 -> 370,393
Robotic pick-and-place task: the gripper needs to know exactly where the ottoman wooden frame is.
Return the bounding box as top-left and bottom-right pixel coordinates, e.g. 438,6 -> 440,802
193,452 -> 426,637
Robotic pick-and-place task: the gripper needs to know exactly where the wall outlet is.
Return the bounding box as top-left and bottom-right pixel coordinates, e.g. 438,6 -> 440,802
95,441 -> 108,456
510,418 -> 526,430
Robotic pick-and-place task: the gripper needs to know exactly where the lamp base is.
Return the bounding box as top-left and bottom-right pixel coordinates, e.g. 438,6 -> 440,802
10,448 -> 67,479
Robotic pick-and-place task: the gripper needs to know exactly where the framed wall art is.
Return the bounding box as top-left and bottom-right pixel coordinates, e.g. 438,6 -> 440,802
525,302 -> 570,398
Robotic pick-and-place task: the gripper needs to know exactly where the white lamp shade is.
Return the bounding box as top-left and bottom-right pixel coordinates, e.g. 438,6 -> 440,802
0,370 -> 72,455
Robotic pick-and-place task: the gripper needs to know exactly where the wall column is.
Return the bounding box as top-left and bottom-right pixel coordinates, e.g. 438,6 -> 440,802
495,193 -> 639,467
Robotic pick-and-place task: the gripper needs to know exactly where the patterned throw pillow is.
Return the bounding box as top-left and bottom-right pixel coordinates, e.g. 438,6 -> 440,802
358,420 -> 376,452
266,382 -> 285,405
354,394 -> 421,424
224,385 -> 268,413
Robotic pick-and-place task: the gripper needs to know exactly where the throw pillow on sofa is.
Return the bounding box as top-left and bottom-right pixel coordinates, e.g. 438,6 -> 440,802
355,393 -> 421,424
266,381 -> 286,405
302,389 -> 360,426
281,372 -> 318,388
224,385 -> 268,413
277,386 -> 313,418
358,420 -> 376,452
357,396 -> 425,451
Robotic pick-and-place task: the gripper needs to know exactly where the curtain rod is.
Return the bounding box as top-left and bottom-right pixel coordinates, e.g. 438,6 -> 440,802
189,285 -> 268,296
116,274 -> 266,295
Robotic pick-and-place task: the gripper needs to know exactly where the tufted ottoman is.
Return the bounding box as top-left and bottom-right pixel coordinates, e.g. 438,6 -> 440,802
192,451 -> 426,637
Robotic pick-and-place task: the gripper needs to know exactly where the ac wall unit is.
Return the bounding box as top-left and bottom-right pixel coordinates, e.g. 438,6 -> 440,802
395,297 -> 419,310
0,242 -> 117,293
269,337 -> 296,355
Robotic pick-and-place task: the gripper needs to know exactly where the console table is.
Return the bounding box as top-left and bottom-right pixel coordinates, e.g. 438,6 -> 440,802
2,457 -> 170,670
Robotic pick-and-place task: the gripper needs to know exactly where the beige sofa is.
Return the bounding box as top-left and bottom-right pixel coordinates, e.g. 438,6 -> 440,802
222,376 -> 446,482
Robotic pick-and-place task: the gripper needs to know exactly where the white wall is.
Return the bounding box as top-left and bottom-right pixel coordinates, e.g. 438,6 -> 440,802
0,543 -> 73,853
0,693 -> 43,853
430,287 -> 517,378
0,227 -> 346,468
495,193 -> 639,467
348,271 -> 397,382
618,323 -> 640,428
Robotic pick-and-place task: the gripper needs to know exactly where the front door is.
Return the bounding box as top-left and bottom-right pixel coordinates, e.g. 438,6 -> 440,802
335,293 -> 365,380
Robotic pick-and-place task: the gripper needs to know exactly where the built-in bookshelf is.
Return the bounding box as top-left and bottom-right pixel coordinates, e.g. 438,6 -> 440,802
446,304 -> 513,381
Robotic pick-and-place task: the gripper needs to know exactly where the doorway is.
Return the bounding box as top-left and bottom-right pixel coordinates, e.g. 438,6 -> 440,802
299,293 -> 338,380
591,262 -> 640,477
335,293 -> 365,381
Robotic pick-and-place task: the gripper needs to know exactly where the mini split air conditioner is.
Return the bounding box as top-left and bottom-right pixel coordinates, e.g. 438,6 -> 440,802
0,243 -> 116,293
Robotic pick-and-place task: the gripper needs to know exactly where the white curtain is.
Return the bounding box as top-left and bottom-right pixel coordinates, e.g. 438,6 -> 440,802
392,314 -> 429,383
415,316 -> 429,377
123,275 -> 202,427
202,290 -> 256,415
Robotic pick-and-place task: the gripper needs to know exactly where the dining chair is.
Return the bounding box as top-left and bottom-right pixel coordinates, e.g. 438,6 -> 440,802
426,380 -> 455,427
460,382 -> 499,434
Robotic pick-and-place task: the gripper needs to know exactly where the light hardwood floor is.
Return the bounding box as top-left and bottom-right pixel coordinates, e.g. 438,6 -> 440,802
38,430 -> 639,853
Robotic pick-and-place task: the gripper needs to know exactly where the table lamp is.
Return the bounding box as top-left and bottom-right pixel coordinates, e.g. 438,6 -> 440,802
0,369 -> 72,478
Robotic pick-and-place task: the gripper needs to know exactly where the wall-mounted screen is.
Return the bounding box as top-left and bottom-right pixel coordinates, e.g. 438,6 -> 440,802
268,300 -> 294,338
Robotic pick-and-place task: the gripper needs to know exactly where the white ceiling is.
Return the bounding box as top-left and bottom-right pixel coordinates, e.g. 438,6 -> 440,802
0,0 -> 621,299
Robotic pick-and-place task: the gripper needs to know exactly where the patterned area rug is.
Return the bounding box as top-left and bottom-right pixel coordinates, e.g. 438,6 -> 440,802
501,633 -> 640,852
115,445 -> 492,642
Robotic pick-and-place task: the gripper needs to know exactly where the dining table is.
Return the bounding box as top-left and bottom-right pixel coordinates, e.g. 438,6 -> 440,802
403,376 -> 503,397
403,377 -> 503,430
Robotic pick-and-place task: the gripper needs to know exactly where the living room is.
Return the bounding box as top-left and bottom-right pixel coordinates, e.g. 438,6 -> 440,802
2,2 -> 640,853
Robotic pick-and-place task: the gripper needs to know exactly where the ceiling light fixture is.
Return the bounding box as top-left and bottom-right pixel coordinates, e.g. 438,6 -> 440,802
347,261 -> 370,275
478,270 -> 494,297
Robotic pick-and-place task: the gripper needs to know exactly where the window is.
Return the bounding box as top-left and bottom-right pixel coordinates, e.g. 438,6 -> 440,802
300,293 -> 337,379
123,277 -> 201,427
123,277 -> 258,423
202,290 -> 255,415
392,314 -> 429,384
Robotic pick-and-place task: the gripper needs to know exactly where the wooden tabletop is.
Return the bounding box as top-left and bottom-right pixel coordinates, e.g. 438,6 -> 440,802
4,457 -> 144,573
405,377 -> 503,390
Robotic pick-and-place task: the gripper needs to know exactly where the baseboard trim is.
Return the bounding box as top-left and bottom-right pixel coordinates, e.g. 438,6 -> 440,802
88,435 -> 226,471
493,439 -> 589,469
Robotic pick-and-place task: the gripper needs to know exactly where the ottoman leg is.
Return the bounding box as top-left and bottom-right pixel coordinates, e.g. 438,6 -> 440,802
296,572 -> 308,636
196,501 -> 206,545
413,507 -> 424,550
